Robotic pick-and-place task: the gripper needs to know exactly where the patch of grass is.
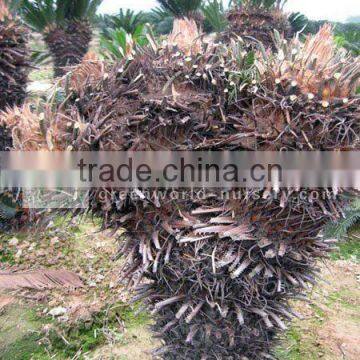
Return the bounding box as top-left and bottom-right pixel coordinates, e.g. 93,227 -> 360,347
1,333 -> 49,360
330,238 -> 360,262
45,322 -> 106,357
326,289 -> 359,310
40,302 -> 148,358
309,303 -> 326,320
112,303 -> 151,329
0,247 -> 15,264
28,68 -> 53,82
275,325 -> 325,360
0,305 -> 49,360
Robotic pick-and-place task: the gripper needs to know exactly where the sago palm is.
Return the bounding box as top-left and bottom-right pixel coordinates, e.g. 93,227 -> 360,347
0,0 -> 29,110
22,0 -> 102,77
104,9 -> 146,35
226,0 -> 293,48
0,0 -> 30,230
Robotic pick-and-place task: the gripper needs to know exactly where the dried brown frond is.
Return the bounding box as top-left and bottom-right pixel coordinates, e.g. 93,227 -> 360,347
260,24 -> 360,98
65,52 -> 106,97
0,0 -> 10,22
0,103 -> 51,151
0,269 -> 83,290
168,18 -> 202,55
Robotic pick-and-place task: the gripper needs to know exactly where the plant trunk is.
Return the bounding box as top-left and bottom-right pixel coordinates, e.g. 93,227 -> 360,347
0,2 -> 29,110
44,20 -> 92,77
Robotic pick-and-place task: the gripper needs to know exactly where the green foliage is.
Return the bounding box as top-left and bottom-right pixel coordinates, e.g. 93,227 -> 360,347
3,0 -> 23,14
324,198 -> 360,240
330,233 -> 360,263
288,12 -> 308,33
0,192 -> 18,221
147,6 -> 174,34
334,25 -> 360,55
202,0 -> 228,33
21,0 -> 103,32
157,0 -> 202,18
100,24 -> 150,60
229,0 -> 285,9
346,15 -> 360,23
100,9 -> 146,37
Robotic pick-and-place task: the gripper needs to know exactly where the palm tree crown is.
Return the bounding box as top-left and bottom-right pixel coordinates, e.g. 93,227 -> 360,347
157,0 -> 202,18
21,0 -> 102,32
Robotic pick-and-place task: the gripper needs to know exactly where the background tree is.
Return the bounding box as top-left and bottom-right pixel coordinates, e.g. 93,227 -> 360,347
21,0 -> 102,77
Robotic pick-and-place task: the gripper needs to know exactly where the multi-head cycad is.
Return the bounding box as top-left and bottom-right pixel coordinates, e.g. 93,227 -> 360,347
6,22 -> 358,358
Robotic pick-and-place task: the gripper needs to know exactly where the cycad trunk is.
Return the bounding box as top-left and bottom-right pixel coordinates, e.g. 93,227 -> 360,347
44,20 -> 92,77
0,0 -> 29,110
225,5 -> 291,48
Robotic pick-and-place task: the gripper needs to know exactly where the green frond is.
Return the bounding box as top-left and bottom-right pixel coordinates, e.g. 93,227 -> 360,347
21,0 -> 102,32
325,198 -> 360,239
147,6 -> 173,34
0,192 -> 19,221
202,0 -> 228,33
100,9 -> 146,36
288,12 -> 308,33
157,0 -> 202,18
100,24 -> 151,61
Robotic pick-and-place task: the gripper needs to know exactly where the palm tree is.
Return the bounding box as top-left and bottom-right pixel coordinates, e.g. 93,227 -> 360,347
0,0 -> 29,109
22,0 -> 102,77
101,9 -> 146,36
225,0 -> 291,48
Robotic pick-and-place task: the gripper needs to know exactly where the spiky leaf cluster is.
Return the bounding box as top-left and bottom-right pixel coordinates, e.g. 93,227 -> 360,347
157,0 -> 203,19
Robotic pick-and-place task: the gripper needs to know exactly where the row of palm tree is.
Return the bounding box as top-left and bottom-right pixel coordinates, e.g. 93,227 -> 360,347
9,0 -> 308,77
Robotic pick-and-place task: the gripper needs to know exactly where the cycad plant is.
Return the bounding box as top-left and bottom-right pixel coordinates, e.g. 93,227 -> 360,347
226,0 -> 293,47
0,0 -> 30,229
22,0 -> 102,77
100,9 -> 146,38
8,24 -> 359,358
202,0 -> 228,33
100,24 -> 151,61
0,0 -> 29,110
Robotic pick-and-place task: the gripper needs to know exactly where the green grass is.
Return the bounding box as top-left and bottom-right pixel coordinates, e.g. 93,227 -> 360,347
0,302 -> 150,360
275,325 -> 321,360
28,67 -> 53,82
0,306 -> 47,360
1,334 -> 50,360
0,247 -> 15,264
330,238 -> 360,262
